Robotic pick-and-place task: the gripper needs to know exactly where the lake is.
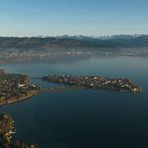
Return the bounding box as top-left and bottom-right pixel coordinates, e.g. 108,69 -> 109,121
0,55 -> 148,148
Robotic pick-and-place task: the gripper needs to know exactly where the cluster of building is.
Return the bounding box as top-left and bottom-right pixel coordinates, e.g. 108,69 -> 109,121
0,69 -> 39,106
0,113 -> 35,148
0,113 -> 15,147
42,75 -> 141,93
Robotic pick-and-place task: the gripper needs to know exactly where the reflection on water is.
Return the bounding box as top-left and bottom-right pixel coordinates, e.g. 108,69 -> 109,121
0,55 -> 148,148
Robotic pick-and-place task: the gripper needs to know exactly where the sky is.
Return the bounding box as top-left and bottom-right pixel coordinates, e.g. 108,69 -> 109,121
0,0 -> 148,37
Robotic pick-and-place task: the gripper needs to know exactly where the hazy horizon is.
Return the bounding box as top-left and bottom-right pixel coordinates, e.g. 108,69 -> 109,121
0,34 -> 148,38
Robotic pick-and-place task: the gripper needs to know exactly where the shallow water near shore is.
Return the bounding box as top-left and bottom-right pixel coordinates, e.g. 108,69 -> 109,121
0,55 -> 148,148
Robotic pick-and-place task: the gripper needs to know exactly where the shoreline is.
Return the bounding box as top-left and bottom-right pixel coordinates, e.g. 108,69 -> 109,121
0,113 -> 35,147
0,91 -> 37,106
0,49 -> 148,65
6,92 -> 36,104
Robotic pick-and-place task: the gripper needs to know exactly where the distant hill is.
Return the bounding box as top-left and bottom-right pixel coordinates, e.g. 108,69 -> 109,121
0,35 -> 148,52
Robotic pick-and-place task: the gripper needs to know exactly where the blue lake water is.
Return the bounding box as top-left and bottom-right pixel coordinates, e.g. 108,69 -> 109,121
0,56 -> 148,148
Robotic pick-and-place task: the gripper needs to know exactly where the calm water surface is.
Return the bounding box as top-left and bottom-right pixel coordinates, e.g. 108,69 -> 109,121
0,56 -> 148,148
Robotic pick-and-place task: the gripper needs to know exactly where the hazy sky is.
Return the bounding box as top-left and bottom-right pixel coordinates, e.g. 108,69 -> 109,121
0,0 -> 148,36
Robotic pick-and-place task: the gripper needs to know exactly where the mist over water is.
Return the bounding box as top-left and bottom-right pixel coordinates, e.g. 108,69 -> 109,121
0,55 -> 148,148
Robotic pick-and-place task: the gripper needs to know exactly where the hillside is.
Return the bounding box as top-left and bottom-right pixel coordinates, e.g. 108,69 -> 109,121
0,35 -> 148,52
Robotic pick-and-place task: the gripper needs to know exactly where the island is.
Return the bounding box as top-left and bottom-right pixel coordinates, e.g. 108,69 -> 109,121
42,75 -> 141,93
